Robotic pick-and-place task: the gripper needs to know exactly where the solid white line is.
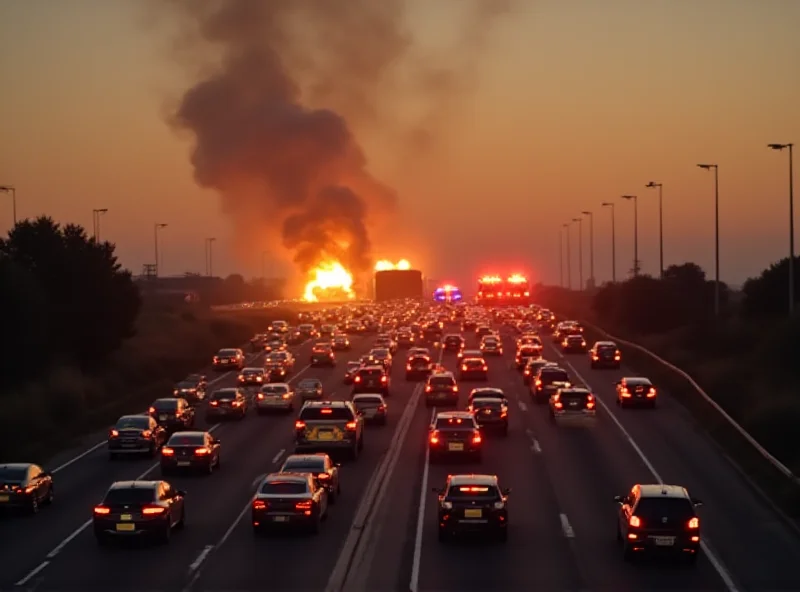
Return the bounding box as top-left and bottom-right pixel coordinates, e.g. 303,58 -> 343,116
271,448 -> 285,464
15,561 -> 49,586
561,358 -> 740,592
218,495 -> 255,549
51,441 -> 107,473
559,513 -> 575,538
518,400 -> 528,412
187,545 -> 214,574
531,440 -> 542,454
409,407 -> 436,592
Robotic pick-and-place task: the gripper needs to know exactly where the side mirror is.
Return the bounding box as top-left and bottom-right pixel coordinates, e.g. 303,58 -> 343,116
501,488 -> 511,495
614,495 -> 624,504
177,490 -> 187,497
691,498 -> 703,507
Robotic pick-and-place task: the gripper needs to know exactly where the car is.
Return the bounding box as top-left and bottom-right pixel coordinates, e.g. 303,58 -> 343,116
467,387 -> 508,407
212,348 -> 245,371
108,415 -> 167,459
459,357 -> 489,381
352,365 -> 390,396
264,335 -> 285,353
0,463 -> 54,514
370,348 -> 393,372
615,484 -> 702,563
93,480 -> 185,545
549,388 -> 597,425
428,411 -> 482,462
297,378 -> 324,400
149,398 -> 195,432
616,377 -> 657,408
255,383 -> 295,413
433,474 -> 509,542
457,348 -> 483,364
294,401 -> 365,460
475,325 -> 493,338
590,341 -> 622,369
280,453 -> 341,503
515,344 -> 543,369
408,346 -> 431,358
469,397 -> 509,436
238,367 -> 267,386
269,351 -> 296,372
252,473 -> 329,534
319,324 -> 337,338
286,329 -> 305,345
406,352 -> 433,379
160,431 -> 221,475
269,320 -> 289,333
442,334 -> 465,353
530,366 -> 571,403
396,330 -> 415,347
332,335 -> 351,351
298,323 -> 319,338
351,393 -> 388,425
479,335 -> 503,355
523,358 -> 556,385
424,372 -> 459,407
561,334 -> 587,353
205,388 -> 248,421
173,374 -> 206,405
310,344 -> 336,367
343,361 -> 361,384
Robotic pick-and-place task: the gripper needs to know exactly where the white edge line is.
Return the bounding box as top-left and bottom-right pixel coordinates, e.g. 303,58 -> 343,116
409,407 -> 436,592
45,519 -> 92,559
14,560 -> 50,586
532,440 -> 542,454
559,513 -> 575,538
562,358 -> 741,592
217,492 -> 255,548
51,441 -> 107,473
271,448 -> 286,464
518,400 -> 528,412
187,545 -> 214,574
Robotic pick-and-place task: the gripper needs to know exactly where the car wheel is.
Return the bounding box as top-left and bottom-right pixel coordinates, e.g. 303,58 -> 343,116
29,495 -> 39,514
207,460 -> 214,475
45,486 -> 54,505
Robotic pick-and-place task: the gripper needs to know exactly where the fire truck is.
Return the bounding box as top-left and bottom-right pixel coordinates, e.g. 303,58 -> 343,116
476,274 -> 531,306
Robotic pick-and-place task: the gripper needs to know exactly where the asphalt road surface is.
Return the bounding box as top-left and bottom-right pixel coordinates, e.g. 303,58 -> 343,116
4,318 -> 800,591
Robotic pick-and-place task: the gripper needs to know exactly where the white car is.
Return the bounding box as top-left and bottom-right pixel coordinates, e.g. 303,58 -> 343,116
256,383 -> 295,414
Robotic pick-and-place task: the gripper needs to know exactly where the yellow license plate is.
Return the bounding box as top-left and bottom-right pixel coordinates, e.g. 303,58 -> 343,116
318,431 -> 335,441
0,495 -> 8,502
115,523 -> 136,532
120,514 -> 132,521
464,509 -> 482,518
448,443 -> 464,451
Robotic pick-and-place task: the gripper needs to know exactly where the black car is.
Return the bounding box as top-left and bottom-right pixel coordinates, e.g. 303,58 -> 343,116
561,334 -> 587,353
531,367 -> 571,403
160,431 -> 221,475
173,374 -> 206,404
469,397 -> 509,436
149,398 -> 195,432
108,415 -> 167,459
424,372 -> 459,407
206,388 -> 248,421
280,453 -> 341,503
433,474 -> 509,542
442,334 -> 465,353
352,366 -> 390,396
0,463 -> 54,514
310,346 -> 336,367
265,362 -> 290,382
428,411 -> 482,462
615,484 -> 702,563
252,473 -> 329,534
523,359 -> 555,385
93,480 -> 185,545
590,341 -> 622,369
459,357 -> 489,381
406,353 -> 433,380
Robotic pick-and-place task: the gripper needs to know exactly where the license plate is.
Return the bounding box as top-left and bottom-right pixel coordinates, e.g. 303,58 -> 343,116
0,495 -> 8,502
159,414 -> 167,421
115,523 -> 136,532
120,513 -> 132,521
272,516 -> 289,522
652,536 -> 675,546
318,431 -> 334,441
448,443 -> 464,451
363,410 -> 376,417
177,461 -> 191,467
464,509 -> 482,518
569,402 -> 578,407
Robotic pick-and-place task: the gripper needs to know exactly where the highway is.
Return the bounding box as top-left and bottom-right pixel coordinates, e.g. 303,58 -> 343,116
4,315 -> 800,591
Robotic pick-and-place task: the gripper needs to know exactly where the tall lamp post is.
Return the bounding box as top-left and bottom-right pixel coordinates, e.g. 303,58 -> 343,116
559,227 -> 565,288
697,164 -> 720,316
601,202 -> 616,282
621,195 -> 639,276
205,237 -> 216,277
645,181 -> 664,278
0,185 -> 17,225
154,223 -> 168,277
572,217 -> 584,290
563,222 -> 572,289
92,208 -> 108,241
768,143 -> 795,315
581,210 -> 594,288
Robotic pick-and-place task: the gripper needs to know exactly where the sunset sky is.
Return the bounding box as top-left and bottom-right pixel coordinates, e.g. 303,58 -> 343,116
1,0 -> 798,293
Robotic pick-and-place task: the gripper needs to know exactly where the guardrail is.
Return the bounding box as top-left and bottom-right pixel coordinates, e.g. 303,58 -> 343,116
579,319 -> 800,484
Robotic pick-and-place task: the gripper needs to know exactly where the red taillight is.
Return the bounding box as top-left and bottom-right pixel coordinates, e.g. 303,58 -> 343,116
406,364 -> 412,370
317,473 -> 330,480
629,515 -> 642,528
381,376 -> 388,383
161,447 -> 174,456
213,356 -> 219,362
93,505 -> 111,515
142,506 -> 166,515
295,500 -> 313,510
141,430 -> 152,438
554,401 -> 563,409
210,401 -> 219,406
461,364 -> 468,371
453,386 -> 459,392
149,407 -> 156,414
472,432 -> 482,444
500,410 -> 508,418
253,499 -> 267,510
320,409 -> 333,414
425,385 -> 432,392
354,376 -> 362,382
482,365 -> 488,372
430,431 -> 440,444
295,420 -> 306,430
109,429 -> 119,438
647,388 -> 657,398
586,401 -> 595,409
524,370 -> 530,375
621,388 -> 631,398
378,404 -> 386,411
257,393 -> 264,399
194,447 -> 209,455
535,379 -> 542,387
687,517 -> 700,529
345,421 -> 357,430
237,375 -> 244,381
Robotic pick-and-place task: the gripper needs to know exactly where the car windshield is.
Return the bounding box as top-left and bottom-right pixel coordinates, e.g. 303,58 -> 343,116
115,416 -> 150,429
168,434 -> 204,446
447,485 -> 500,500
358,369 -> 383,378
435,416 -> 473,429
152,400 -> 177,411
473,399 -> 503,409
298,380 -> 320,389
260,481 -> 309,495
243,369 -> 263,376
635,497 -> 695,522
354,396 -> 383,406
299,407 -> 353,420
560,390 -> 591,403
430,376 -> 455,387
597,344 -> 616,352
218,349 -> 238,356
261,385 -> 288,394
175,381 -> 195,389
0,467 -> 28,481
211,390 -> 236,401
104,488 -> 155,505
282,460 -> 324,472
541,370 -> 570,383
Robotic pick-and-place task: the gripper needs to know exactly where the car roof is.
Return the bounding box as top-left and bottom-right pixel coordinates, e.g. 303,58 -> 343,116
472,397 -> 505,404
118,414 -> 150,420
595,340 -> 617,346
637,484 -> 690,499
623,377 -> 652,384
261,382 -> 290,388
430,371 -> 455,378
352,393 -> 385,400
436,411 -> 473,420
108,480 -> 159,490
303,400 -> 348,408
470,388 -> 504,395
559,387 -> 591,394
282,453 -> 328,463
0,463 -> 33,470
169,430 -> 206,437
448,474 -> 498,486
358,365 -> 385,371
264,472 -> 310,483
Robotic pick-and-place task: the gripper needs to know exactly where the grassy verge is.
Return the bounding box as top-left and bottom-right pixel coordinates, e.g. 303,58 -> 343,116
0,302 -> 311,464
572,319 -> 800,525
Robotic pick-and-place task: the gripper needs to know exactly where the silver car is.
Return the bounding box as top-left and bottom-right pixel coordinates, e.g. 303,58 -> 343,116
352,393 -> 388,425
256,383 -> 295,413
297,378 -> 324,401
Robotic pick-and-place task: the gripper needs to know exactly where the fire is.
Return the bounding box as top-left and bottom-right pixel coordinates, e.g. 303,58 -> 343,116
303,261 -> 355,302
375,259 -> 411,271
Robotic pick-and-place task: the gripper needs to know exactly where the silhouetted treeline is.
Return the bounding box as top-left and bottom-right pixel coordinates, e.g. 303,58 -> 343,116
0,217 -> 141,390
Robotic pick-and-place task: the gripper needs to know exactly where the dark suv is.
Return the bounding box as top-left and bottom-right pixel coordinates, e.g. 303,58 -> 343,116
531,367 -> 571,403
615,484 -> 703,563
424,372 -> 459,407
294,401 -> 365,460
352,366 -> 390,396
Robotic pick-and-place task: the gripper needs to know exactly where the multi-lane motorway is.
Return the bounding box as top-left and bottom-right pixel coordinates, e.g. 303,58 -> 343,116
3,317 -> 800,591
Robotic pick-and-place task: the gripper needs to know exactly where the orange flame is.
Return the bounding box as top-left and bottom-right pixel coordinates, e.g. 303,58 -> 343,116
303,261 -> 355,302
375,259 -> 411,271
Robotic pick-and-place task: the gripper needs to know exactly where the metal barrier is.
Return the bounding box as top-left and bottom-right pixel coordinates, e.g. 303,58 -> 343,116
580,319 -> 799,483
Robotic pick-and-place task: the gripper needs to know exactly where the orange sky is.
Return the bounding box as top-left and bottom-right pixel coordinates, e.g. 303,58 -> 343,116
0,0 -> 798,290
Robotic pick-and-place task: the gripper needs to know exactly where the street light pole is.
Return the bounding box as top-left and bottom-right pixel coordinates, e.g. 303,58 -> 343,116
154,223 -> 168,277
697,164 -> 720,316
581,211 -> 594,288
572,217 -> 584,290
601,202 -> 616,282
645,182 -> 664,278
559,227 -> 564,288
92,208 -> 108,241
768,143 -> 795,315
621,195 -> 639,276
563,222 -> 572,289
0,185 -> 17,225
205,238 -> 216,277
